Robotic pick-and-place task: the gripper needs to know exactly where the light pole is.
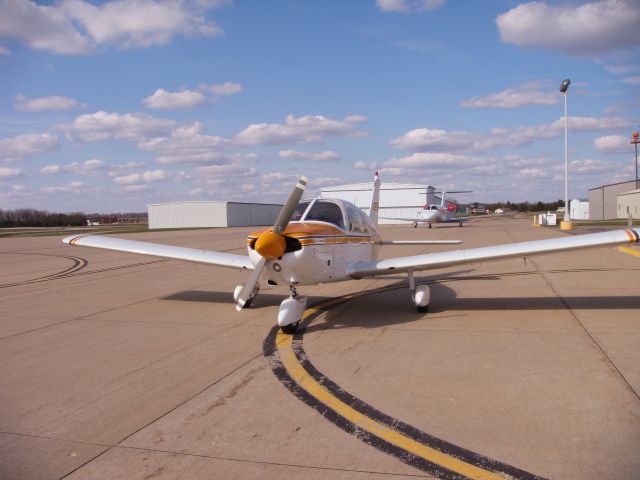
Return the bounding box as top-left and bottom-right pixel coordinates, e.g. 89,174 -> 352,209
560,79 -> 571,225
632,130 -> 639,190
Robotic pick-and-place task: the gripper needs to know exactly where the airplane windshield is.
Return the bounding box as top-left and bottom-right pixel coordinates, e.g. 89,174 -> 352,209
291,201 -> 311,221
304,200 -> 345,230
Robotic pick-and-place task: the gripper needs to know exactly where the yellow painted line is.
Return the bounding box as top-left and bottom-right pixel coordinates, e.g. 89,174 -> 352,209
617,246 -> 640,258
276,300 -> 508,480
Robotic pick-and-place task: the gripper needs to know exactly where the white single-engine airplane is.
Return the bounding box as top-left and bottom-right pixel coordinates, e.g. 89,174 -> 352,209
64,174 -> 640,334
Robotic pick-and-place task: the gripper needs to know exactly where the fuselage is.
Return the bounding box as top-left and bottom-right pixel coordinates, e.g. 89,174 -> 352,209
247,198 -> 381,286
417,204 -> 454,224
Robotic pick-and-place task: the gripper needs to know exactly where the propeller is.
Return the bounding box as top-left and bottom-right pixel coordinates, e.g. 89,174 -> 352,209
235,176 -> 307,311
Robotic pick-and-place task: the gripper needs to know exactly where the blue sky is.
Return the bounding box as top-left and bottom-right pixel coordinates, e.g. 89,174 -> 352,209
1,0 -> 639,212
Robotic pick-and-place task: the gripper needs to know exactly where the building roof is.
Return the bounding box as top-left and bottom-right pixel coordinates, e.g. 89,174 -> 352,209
618,189 -> 640,197
588,179 -> 637,191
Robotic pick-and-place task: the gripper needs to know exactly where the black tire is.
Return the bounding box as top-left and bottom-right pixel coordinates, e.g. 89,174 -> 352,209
417,305 -> 429,313
280,321 -> 300,334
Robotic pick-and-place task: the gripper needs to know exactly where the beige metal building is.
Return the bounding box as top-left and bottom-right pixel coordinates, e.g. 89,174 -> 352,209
588,180 -> 637,220
147,201 -> 283,229
617,189 -> 640,220
320,181 -> 439,224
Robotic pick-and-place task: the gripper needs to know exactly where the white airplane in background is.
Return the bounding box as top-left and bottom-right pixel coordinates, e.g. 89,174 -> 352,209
64,173 -> 640,334
385,190 -> 494,228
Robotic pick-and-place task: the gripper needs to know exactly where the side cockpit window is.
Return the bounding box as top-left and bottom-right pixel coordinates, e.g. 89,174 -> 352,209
304,200 -> 345,230
291,201 -> 310,221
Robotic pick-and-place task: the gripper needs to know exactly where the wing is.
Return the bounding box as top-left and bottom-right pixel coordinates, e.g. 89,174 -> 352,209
63,234 -> 254,270
380,216 -> 435,225
347,228 -> 640,278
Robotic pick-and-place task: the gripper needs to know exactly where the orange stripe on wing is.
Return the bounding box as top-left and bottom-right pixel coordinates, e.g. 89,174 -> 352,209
626,229 -> 640,243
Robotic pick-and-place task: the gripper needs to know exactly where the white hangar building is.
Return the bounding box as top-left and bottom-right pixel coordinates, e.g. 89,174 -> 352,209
148,201 -> 283,229
320,180 -> 438,224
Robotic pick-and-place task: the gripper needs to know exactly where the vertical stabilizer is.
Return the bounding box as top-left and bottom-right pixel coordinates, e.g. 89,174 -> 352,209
369,171 -> 381,227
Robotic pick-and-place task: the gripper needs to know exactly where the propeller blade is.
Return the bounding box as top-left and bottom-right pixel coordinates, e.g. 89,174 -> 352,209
273,176 -> 307,235
236,256 -> 267,311
236,177 -> 307,311
236,176 -> 307,311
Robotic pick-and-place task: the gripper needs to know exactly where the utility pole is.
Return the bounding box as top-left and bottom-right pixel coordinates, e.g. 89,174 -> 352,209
632,131 -> 639,190
559,79 -> 572,229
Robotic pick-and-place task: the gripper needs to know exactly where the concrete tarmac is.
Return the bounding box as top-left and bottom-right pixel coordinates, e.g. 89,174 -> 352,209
1,218 -> 639,479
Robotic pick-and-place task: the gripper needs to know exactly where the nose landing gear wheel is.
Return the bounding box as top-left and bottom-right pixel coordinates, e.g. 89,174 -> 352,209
281,321 -> 300,334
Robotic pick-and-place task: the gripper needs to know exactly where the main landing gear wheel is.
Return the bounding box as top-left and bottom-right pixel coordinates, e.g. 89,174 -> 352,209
417,305 -> 429,313
235,283 -> 260,308
280,321 -> 300,334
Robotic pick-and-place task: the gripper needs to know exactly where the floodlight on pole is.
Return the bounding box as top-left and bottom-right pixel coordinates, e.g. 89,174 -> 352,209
560,79 -> 571,222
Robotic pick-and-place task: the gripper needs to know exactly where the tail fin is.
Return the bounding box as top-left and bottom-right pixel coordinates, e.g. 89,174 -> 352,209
369,171 -> 381,227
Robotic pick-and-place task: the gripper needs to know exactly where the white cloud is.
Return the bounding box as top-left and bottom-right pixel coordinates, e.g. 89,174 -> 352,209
138,122 -> 228,164
233,114 -> 367,146
568,159 -> 614,175
142,88 -> 208,110
113,169 -> 170,184
0,44 -> 10,56
142,169 -> 170,181
353,160 -> 378,171
621,76 -> 640,85
594,135 -> 631,153
0,132 -> 59,162
56,111 -> 176,142
0,167 -> 21,178
344,114 -> 367,124
516,168 -> 548,178
63,159 -> 114,176
376,0 -> 444,14
195,164 -> 258,177
41,164 -> 61,174
0,0 -> 227,55
15,94 -> 86,112
496,0 -> 640,57
0,0 -> 95,54
41,181 -> 86,194
278,149 -> 340,162
603,63 -> 640,75
391,116 -> 632,153
199,82 -> 243,96
63,0 -> 223,49
113,174 -> 141,185
383,152 -> 475,169
120,184 -> 150,193
460,81 -> 558,109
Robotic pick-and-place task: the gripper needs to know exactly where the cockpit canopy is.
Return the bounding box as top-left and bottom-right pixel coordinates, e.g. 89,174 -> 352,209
292,198 -> 376,235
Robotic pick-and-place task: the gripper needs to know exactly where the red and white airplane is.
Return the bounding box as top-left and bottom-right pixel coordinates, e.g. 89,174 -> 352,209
64,174 -> 640,334
385,190 -> 495,228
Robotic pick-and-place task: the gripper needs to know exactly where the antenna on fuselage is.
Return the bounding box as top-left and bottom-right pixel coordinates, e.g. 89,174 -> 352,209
369,171 -> 381,227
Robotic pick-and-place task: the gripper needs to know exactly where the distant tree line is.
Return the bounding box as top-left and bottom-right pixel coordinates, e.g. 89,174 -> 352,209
484,200 -> 565,213
0,209 -> 86,227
